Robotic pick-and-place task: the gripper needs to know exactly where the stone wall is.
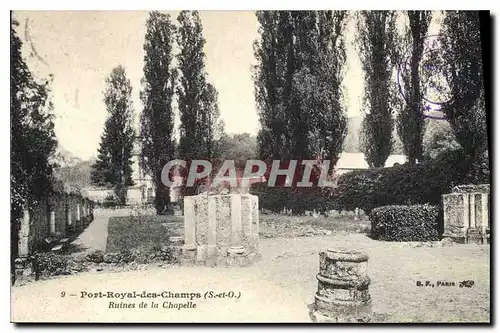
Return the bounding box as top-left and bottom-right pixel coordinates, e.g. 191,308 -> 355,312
181,193 -> 260,267
442,188 -> 490,244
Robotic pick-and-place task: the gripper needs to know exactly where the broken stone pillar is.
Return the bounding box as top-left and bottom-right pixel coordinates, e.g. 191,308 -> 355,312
181,193 -> 260,267
442,193 -> 468,243
49,210 -> 56,235
66,201 -> 73,233
14,208 -> 32,282
18,208 -> 30,258
180,197 -> 197,265
76,202 -> 81,230
481,193 -> 490,244
443,191 -> 489,244
311,249 -> 371,323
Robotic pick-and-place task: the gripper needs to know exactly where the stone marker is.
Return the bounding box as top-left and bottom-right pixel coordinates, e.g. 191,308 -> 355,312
311,248 -> 372,323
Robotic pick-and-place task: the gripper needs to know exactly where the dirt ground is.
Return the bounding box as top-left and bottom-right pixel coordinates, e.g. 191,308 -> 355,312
11,233 -> 490,323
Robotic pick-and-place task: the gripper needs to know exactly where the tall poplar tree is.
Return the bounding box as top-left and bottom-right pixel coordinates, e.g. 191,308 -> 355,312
90,65 -> 135,205
356,11 -> 399,168
439,11 -> 488,183
140,11 -> 176,214
253,11 -> 348,167
176,10 -> 220,194
396,11 -> 432,165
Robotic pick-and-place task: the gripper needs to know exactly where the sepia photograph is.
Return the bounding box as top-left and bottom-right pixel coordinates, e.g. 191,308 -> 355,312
9,8 -> 491,324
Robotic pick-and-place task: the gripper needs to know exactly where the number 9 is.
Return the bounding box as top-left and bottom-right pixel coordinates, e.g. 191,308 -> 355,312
61,291 -> 65,298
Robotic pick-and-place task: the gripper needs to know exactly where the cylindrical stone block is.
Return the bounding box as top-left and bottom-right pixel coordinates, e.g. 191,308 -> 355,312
312,249 -> 372,323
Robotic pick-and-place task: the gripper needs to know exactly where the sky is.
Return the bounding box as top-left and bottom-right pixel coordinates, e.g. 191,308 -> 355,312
12,11 -> 440,160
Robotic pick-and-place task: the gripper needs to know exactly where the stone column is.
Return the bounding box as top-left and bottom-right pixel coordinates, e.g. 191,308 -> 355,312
481,193 -> 489,244
469,194 -> 476,229
14,208 -> 32,283
206,196 -> 217,265
228,194 -> 245,254
18,208 -> 30,258
49,210 -> 56,235
311,249 -> 372,323
66,202 -> 72,233
247,196 -> 253,248
254,195 -> 260,248
82,199 -> 87,222
181,197 -> 197,265
76,202 -> 81,230
463,193 -> 470,242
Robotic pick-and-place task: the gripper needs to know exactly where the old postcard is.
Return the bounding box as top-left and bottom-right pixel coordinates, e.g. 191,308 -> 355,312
10,9 -> 491,323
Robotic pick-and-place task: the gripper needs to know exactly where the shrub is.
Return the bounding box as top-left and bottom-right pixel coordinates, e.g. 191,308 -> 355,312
336,151 -> 469,214
86,250 -> 104,263
250,184 -> 337,214
102,194 -> 119,208
32,252 -> 87,278
369,204 -> 440,242
335,168 -> 386,214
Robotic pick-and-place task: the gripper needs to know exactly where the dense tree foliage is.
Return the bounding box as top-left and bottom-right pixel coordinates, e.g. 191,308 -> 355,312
396,11 -> 432,165
356,11 -> 399,168
140,11 -> 177,214
176,11 -> 220,162
11,18 -> 58,265
90,66 -> 135,205
253,11 -> 348,165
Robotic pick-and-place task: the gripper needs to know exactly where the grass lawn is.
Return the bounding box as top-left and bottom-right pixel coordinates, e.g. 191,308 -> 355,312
106,212 -> 371,252
259,214 -> 371,238
106,215 -> 183,253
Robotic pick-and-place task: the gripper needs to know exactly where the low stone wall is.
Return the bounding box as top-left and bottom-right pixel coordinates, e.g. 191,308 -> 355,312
442,189 -> 490,244
181,193 -> 260,267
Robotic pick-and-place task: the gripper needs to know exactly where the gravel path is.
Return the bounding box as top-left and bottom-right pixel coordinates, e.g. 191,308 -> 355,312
68,208 -> 130,259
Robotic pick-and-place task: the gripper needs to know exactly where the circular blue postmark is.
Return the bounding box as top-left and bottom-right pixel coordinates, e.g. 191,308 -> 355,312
397,35 -> 451,120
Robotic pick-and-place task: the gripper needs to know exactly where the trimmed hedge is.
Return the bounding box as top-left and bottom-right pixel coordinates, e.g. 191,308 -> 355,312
369,204 -> 440,242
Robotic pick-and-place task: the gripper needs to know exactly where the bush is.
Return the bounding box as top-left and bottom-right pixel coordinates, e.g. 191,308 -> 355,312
336,151 -> 469,214
32,252 -> 87,277
86,250 -> 104,263
102,194 -> 119,208
250,184 -> 337,214
369,205 -> 440,242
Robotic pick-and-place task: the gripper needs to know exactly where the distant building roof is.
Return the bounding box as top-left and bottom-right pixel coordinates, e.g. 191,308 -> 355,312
336,153 -> 406,170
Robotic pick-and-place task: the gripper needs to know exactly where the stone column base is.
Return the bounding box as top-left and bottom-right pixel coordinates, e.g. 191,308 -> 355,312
13,257 -> 33,285
179,245 -> 197,266
311,296 -> 372,323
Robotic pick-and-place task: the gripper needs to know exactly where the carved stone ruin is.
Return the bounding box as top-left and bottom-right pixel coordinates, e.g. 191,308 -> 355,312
311,249 -> 372,323
14,208 -> 32,281
181,178 -> 261,267
442,191 -> 490,244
